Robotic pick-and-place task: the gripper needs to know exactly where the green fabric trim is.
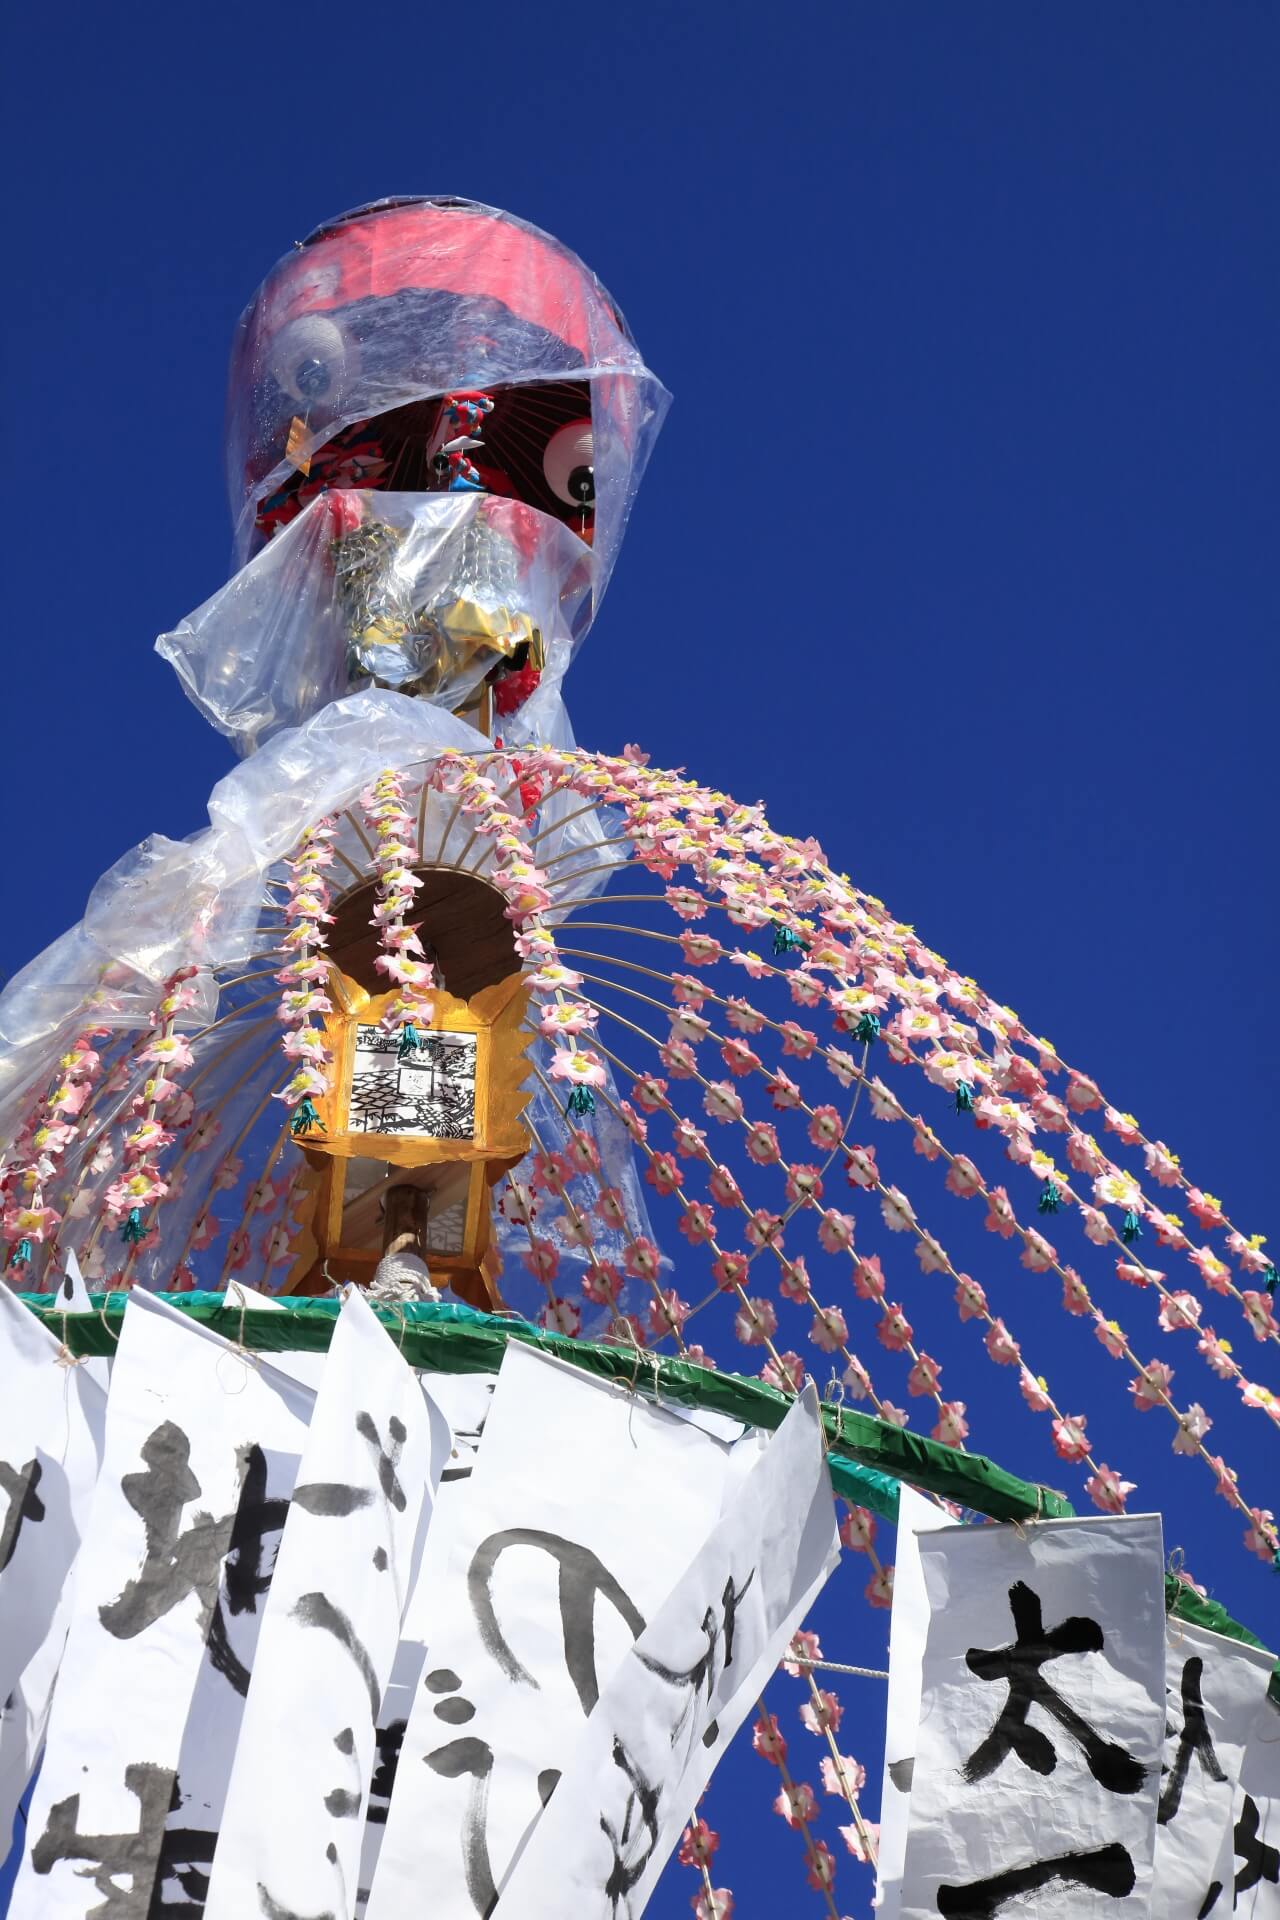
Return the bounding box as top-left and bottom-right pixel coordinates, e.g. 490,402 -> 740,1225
19,1291 -> 1076,1527
1165,1573 -> 1280,1705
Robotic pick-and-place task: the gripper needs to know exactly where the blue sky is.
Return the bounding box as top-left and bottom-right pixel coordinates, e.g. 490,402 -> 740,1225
3,2 -> 1277,1911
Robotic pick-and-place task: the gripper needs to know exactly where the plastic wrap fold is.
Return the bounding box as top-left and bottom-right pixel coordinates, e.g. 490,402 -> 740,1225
227,196 -> 669,590
0,691 -> 621,1142
158,493 -> 595,753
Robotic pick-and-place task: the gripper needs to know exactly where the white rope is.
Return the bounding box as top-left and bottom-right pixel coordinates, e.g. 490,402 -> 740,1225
790,1657 -> 890,1681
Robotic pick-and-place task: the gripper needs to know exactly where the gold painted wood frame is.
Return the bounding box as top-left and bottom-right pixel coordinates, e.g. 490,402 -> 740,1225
308,970 -> 531,1167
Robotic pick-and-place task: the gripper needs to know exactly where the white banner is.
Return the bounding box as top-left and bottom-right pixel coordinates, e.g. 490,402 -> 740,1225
203,1288 -> 451,1919
10,1288 -> 314,1918
876,1484 -> 956,1920
223,1279 -> 328,1389
492,1384 -> 839,1918
901,1513 -> 1166,1919
1230,1692 -> 1280,1917
1152,1619 -> 1275,1918
355,1368 -> 499,1911
0,1283 -> 106,1848
365,1343 -> 757,1920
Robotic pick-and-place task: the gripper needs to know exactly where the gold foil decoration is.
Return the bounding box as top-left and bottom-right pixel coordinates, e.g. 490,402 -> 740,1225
285,416 -> 312,475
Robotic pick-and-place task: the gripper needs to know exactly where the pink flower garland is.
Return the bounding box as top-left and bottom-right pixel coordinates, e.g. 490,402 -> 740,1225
99,969 -> 203,1264
1,1029 -> 107,1274
273,818 -> 336,1130
360,774 -> 436,1040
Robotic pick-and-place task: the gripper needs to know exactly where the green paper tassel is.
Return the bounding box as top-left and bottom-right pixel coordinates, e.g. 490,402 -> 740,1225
7,1237 -> 32,1270
290,1097 -> 325,1137
121,1207 -> 147,1245
1038,1180 -> 1062,1215
1121,1210 -> 1143,1245
567,1085 -> 596,1116
771,924 -> 808,957
954,1081 -> 975,1114
1263,1264 -> 1278,1296
398,1023 -> 423,1060
853,1013 -> 881,1045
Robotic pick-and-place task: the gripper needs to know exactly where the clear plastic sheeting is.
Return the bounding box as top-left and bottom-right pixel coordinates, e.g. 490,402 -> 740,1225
227,196 -> 669,591
0,691 -> 622,1146
158,493 -> 595,753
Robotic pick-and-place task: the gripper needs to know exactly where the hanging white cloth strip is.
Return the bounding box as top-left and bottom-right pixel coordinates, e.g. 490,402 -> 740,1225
55,1251 -> 110,1392
365,1342 -> 760,1920
221,1278 -> 328,1389
202,1288 -> 450,1919
1151,1617 -> 1275,1917
900,1512 -> 1166,1919
9,1288 -> 314,1918
491,1383 -> 838,1918
1231,1694 -> 1280,1917
874,1483 -> 957,1920
353,1367 -> 500,1911
0,1280 -> 106,1851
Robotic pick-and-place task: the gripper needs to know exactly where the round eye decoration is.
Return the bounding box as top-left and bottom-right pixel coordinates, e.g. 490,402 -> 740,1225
542,419 -> 595,507
267,314 -> 354,404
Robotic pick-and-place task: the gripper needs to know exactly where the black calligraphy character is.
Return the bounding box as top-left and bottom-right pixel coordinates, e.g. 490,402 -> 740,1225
206,1442 -> 291,1696
323,1724 -> 364,1820
292,1592 -> 382,1720
1158,1655 -> 1226,1824
599,1736 -> 661,1919
367,1718 -> 406,1823
962,1581 -> 1146,1793
937,1842 -> 1136,1918
258,1891 -> 338,1920
638,1569 -> 756,1754
290,1410 -> 406,1526
1235,1793 -> 1280,1898
423,1708 -> 498,1919
0,1456 -> 45,1571
356,1411 -> 407,1512
468,1529 -> 646,1716
98,1423 -> 233,1640
30,1759 -> 217,1918
256,1731 -> 361,1918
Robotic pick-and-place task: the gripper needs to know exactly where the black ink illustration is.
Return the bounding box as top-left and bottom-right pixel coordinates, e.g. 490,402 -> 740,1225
349,1026 -> 476,1141
962,1580 -> 1146,1793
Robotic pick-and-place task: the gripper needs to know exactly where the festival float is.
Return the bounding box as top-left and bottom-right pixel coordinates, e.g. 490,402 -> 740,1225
0,195 -> 1276,1918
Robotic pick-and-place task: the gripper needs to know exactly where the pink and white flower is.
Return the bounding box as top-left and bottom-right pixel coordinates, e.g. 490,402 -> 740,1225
1086,1464 -> 1135,1513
